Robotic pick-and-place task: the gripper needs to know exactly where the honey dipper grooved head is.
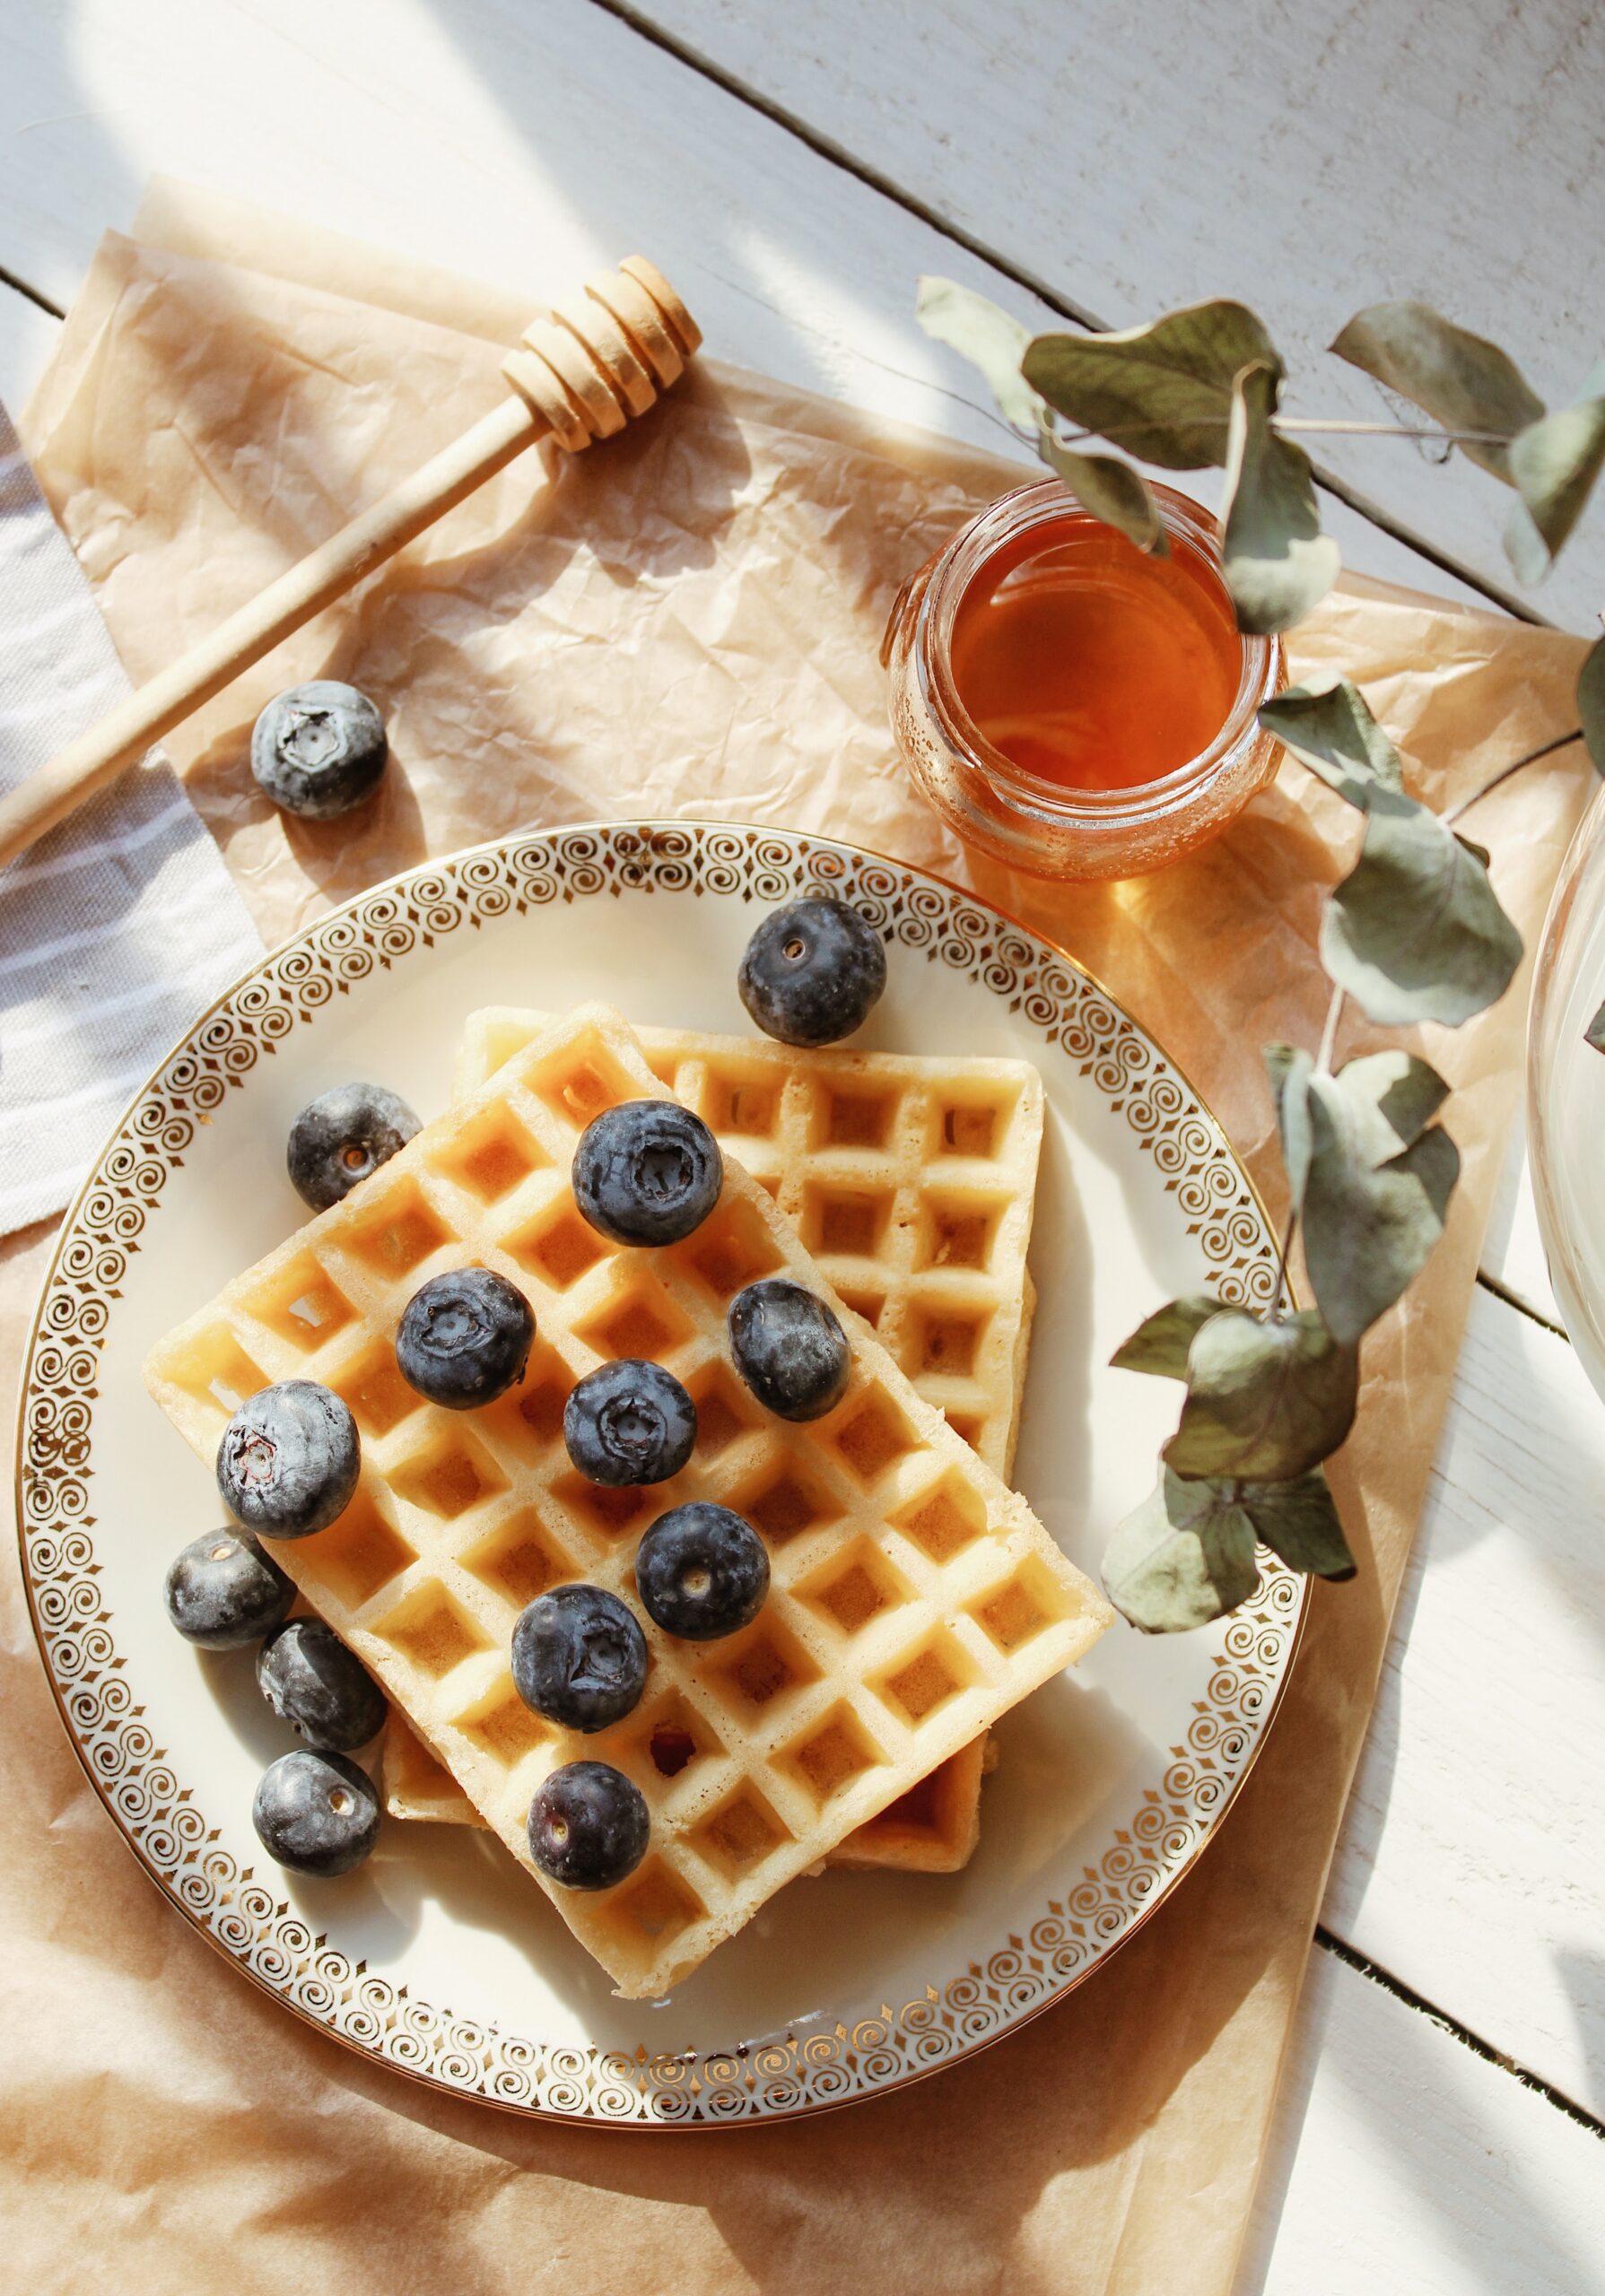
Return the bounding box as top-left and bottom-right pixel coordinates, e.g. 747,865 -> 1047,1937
502,257 -> 701,452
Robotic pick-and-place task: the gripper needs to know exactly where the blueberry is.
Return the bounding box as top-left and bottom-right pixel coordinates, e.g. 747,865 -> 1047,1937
216,1380 -> 360,1540
737,897 -> 886,1047
163,1526 -> 295,1649
287,1082 -> 420,1212
635,1503 -> 769,1641
511,1584 -> 649,1732
528,1760 -> 650,1892
251,681 -> 388,820
257,1617 -> 386,1751
253,1748 -> 381,1877
728,1278 -> 851,1422
572,1100 -> 722,1248
564,1359 -> 696,1486
396,1267 -> 534,1409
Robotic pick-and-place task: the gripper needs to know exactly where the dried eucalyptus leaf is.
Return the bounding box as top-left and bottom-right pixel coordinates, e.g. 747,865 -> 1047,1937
1504,395 -> 1605,579
1587,998 -> 1605,1055
1320,787 -> 1523,1026
1331,1048 -> 1451,1157
1102,1470 -> 1260,1633
1022,300 -> 1281,471
1330,301 -> 1545,482
1038,430 -> 1168,554
915,276 -> 1042,433
1304,1074 -> 1460,1342
1257,678 -> 1405,811
1239,1467 -> 1356,1580
1164,1307 -> 1358,1483
1110,1293 -> 1222,1379
1265,1041 -> 1313,1205
1269,1047 -> 1450,1269
1221,364 -> 1341,635
1576,636 -> 1605,777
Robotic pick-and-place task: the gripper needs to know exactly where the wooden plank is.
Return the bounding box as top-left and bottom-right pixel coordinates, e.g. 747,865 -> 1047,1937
0,0 -> 1519,619
635,0 -> 1605,632
1324,1284 -> 1605,2117
1244,1944 -> 1605,2294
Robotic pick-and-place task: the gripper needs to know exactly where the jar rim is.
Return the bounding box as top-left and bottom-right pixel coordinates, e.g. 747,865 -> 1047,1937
913,475 -> 1282,827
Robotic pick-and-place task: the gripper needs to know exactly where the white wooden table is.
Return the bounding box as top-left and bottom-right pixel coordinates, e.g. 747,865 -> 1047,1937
2,3 -> 1601,2283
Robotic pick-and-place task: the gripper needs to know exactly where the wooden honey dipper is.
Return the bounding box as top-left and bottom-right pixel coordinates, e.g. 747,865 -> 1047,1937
0,256 -> 700,872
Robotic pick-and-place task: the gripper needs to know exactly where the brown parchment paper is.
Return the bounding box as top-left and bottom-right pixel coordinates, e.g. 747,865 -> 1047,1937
3,181 -> 1593,2295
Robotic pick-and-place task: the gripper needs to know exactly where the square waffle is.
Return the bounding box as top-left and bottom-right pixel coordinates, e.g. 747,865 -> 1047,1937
453,1010 -> 1041,1480
145,1004 -> 1111,1996
382,1007 -> 1045,1872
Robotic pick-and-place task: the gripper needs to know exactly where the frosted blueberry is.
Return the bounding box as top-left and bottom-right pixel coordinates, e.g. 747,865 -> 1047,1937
251,682 -> 388,819
737,897 -> 885,1047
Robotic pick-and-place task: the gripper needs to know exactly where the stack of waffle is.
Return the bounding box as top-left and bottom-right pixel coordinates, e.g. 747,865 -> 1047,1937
145,1003 -> 1111,1997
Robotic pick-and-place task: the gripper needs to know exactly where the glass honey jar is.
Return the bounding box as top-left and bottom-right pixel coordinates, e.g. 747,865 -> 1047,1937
884,477 -> 1286,880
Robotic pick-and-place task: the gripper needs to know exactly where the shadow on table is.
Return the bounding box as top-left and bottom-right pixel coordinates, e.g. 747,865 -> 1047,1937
1236,1944 -> 1604,2295
1554,1945 -> 1605,2127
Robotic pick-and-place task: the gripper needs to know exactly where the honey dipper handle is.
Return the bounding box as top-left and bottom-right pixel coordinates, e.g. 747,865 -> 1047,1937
0,255 -> 700,874
0,396 -> 539,871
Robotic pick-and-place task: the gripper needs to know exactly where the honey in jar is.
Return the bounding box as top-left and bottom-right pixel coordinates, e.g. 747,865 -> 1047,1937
885,478 -> 1285,880
946,509 -> 1243,794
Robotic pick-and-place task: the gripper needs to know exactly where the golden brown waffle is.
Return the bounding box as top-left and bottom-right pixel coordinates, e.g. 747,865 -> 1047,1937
383,1008 -> 1046,1871
145,1004 -> 1111,1996
455,1010 -> 1041,1475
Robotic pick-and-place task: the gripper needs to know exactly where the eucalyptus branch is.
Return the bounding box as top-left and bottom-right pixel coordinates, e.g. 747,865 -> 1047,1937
920,278 -> 1605,643
916,276 -> 1605,1632
1103,670 -> 1507,1629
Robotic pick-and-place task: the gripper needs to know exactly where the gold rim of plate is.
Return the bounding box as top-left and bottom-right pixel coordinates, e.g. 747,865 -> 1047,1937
15,820 -> 1308,2126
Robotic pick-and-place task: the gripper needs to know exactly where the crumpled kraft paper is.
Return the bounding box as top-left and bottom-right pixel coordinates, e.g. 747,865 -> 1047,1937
1,179 -> 1593,2296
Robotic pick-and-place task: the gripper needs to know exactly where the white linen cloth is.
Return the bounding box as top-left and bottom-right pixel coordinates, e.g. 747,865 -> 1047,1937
0,399 -> 262,1232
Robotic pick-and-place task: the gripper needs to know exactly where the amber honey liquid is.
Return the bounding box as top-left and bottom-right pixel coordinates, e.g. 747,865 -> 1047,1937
946,511 -> 1243,792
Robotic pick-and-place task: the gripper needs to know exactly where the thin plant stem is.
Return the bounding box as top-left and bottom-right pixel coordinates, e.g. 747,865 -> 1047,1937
1269,1204 -> 1299,1323
1314,981 -> 1347,1075
1049,415 -> 1509,448
1275,418 -> 1506,441
1442,729 -> 1586,826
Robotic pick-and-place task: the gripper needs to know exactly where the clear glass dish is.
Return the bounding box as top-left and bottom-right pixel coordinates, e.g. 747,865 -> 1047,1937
1527,780 -> 1605,1398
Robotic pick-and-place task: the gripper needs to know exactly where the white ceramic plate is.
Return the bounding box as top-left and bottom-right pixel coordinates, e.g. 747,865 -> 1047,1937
20,823 -> 1303,2124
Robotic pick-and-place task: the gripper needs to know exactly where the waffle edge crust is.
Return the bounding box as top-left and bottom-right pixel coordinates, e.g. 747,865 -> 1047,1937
380,1705 -> 996,1874
144,1003 -> 1112,1998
